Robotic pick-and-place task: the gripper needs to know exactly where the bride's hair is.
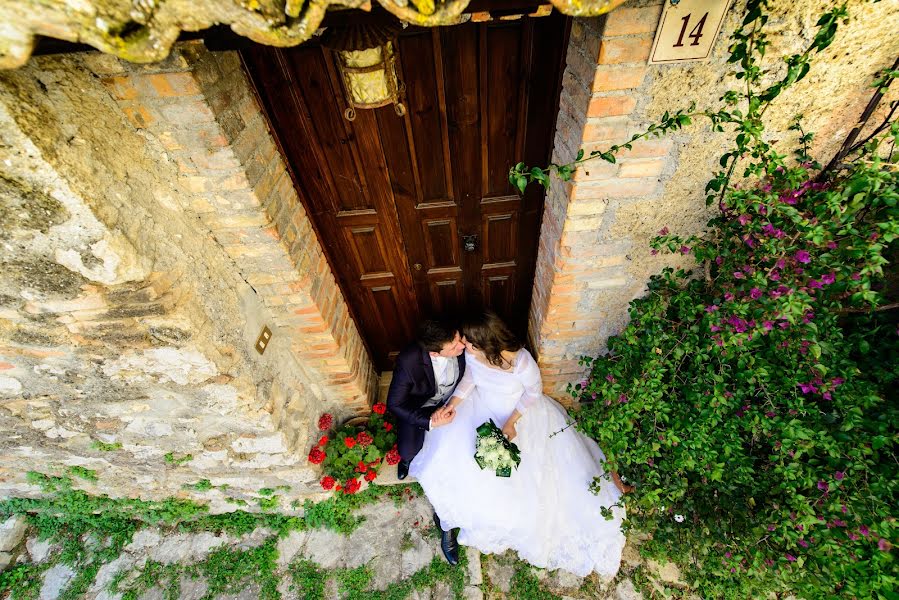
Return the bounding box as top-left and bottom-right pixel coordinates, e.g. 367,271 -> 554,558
463,310 -> 522,368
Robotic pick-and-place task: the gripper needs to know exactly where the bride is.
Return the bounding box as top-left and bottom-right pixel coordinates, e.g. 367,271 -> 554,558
409,311 -> 627,578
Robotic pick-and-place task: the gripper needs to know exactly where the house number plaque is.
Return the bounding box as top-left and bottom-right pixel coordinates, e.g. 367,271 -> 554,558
649,0 -> 732,65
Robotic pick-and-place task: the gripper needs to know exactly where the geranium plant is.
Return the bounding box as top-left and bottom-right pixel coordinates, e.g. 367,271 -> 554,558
308,403 -> 400,494
516,0 -> 898,597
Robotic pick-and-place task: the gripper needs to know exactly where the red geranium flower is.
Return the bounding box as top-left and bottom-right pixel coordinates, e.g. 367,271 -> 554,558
344,436 -> 356,448
372,403 -> 387,415
344,478 -> 361,495
308,447 -> 326,464
317,435 -> 329,447
320,475 -> 335,490
364,469 -> 378,482
318,414 -> 333,431
385,447 -> 401,465
383,422 -> 393,432
356,431 -> 373,447
355,460 -> 367,473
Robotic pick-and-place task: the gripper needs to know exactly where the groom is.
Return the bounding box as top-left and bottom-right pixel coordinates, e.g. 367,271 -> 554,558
386,319 -> 465,565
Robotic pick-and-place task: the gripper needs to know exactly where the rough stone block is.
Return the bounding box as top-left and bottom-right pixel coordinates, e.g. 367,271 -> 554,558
0,516 -> 27,552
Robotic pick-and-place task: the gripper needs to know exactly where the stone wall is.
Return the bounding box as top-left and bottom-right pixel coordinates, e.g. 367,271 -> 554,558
0,44 -> 375,507
530,0 -> 899,400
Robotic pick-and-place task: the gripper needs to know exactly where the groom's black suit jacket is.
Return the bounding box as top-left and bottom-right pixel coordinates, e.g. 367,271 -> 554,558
386,343 -> 466,464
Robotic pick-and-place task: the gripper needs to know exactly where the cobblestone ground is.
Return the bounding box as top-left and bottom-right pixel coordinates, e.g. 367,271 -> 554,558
1,490 -> 657,600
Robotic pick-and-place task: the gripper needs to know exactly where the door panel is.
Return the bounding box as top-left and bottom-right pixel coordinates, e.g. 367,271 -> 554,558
242,11 -> 568,370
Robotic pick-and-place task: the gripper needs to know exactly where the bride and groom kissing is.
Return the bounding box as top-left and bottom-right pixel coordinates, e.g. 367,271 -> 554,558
386,311 -> 628,578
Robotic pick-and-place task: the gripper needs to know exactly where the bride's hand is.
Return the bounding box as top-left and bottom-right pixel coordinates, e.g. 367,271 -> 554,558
501,421 -> 517,441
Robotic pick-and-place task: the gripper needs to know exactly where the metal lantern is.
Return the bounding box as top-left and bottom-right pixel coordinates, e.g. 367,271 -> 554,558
321,21 -> 407,121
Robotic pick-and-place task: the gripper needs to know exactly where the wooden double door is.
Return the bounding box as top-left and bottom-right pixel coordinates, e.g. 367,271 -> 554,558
242,12 -> 568,370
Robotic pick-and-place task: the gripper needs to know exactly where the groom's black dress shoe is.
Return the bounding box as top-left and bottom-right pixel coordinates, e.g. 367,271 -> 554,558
397,460 -> 410,480
433,512 -> 460,566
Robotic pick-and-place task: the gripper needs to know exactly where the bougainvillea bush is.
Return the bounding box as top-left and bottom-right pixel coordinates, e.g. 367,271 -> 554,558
308,404 -> 400,494
517,1 -> 898,597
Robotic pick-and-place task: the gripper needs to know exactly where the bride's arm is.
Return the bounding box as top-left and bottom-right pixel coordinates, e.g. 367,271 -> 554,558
501,410 -> 522,440
503,350 -> 541,440
446,367 -> 475,409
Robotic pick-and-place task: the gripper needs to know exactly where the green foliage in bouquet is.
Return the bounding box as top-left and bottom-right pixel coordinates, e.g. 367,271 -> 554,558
516,0 -> 898,597
308,404 -> 400,494
474,420 -> 521,477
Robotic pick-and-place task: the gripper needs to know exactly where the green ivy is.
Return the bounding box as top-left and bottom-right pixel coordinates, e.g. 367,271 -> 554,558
509,563 -> 557,600
90,439 -> 122,452
163,452 -> 193,465
65,466 -> 98,482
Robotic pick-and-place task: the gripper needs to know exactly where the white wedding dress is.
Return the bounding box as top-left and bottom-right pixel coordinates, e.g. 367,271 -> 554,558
410,348 -> 625,577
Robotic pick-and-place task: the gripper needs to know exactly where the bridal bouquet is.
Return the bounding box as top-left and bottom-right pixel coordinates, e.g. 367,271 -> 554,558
474,420 -> 521,477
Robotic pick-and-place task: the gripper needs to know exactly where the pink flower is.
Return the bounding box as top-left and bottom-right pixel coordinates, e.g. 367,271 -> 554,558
878,539 -> 892,552
827,241 -> 838,250
799,382 -> 818,394
715,256 -> 723,265
738,214 -> 751,226
775,258 -> 786,270
618,394 -> 628,403
808,279 -> 823,289
750,288 -> 763,299
851,272 -> 861,281
821,272 -> 836,284
705,305 -> 719,313
725,552 -> 732,558
817,481 -> 829,492
798,538 -> 809,548
606,374 -> 616,383
724,292 -> 735,301
794,250 -> 811,264
768,525 -> 776,531
658,227 -> 669,235
650,248 -> 659,255
859,525 -> 870,536
733,271 -> 745,279
680,245 -> 691,254
785,553 -> 797,562
763,321 -> 774,331
835,471 -> 845,480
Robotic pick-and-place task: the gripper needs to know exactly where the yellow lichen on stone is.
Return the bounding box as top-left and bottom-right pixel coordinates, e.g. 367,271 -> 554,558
408,0 -> 436,17
0,0 -> 635,68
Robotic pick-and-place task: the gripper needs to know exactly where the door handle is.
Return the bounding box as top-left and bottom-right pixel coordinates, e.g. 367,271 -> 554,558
462,234 -> 478,252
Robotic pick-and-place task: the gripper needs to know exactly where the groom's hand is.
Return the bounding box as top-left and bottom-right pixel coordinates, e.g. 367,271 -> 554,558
430,406 -> 456,428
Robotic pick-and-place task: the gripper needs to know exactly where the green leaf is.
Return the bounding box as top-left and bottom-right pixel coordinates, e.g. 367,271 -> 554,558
515,175 -> 527,194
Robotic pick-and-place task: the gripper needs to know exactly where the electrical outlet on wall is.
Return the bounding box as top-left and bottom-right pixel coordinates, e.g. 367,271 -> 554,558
255,326 -> 272,355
